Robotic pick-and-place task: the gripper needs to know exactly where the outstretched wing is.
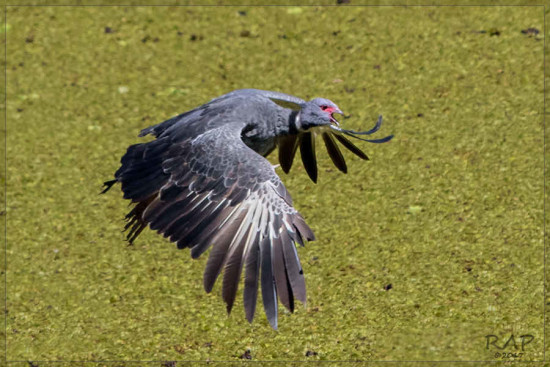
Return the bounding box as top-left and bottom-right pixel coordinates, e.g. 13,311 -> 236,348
225,89 -> 306,109
113,120 -> 314,329
138,89 -> 305,140
277,116 -> 392,183
277,129 -> 369,183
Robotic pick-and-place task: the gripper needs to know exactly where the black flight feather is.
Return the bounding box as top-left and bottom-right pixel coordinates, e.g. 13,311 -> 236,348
222,223 -> 252,314
281,229 -> 306,304
300,132 -> 318,183
278,134 -> 299,174
272,233 -> 293,312
322,132 -> 347,174
203,209 -> 247,293
260,235 -> 278,329
243,240 -> 261,323
333,133 -> 369,161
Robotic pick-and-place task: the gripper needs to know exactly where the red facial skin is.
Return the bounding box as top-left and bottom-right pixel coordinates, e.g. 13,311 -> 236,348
320,105 -> 341,125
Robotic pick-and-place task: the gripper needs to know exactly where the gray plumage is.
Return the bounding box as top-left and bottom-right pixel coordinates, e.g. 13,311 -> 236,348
102,88 -> 392,329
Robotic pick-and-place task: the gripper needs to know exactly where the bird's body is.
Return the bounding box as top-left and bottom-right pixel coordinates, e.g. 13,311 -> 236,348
103,89 -> 392,329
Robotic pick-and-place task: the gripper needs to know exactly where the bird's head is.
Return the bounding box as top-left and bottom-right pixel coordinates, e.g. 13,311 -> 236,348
295,98 -> 343,131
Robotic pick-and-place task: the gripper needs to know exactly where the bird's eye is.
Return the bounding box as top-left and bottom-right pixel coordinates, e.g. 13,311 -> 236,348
320,105 -> 328,110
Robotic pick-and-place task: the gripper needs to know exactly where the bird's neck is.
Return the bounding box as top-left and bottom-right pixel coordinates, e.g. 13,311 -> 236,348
241,107 -> 299,156
275,108 -> 300,136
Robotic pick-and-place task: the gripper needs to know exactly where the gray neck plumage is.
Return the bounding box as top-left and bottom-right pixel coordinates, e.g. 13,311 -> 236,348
276,108 -> 300,136
241,106 -> 300,156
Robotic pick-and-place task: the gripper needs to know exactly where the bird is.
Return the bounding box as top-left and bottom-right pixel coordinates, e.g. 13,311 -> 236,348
102,88 -> 393,329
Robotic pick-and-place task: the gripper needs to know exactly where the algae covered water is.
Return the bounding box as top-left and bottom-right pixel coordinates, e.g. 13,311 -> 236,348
4,4 -> 544,361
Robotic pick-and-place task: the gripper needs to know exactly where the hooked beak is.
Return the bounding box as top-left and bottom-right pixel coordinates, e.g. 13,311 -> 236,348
330,108 -> 343,126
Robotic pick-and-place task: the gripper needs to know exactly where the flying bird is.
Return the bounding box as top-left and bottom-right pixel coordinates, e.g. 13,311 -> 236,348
102,89 -> 392,329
